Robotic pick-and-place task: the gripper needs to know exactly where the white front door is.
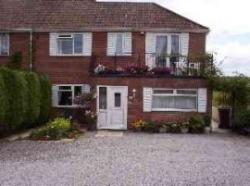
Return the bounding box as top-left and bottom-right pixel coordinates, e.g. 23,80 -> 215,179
97,86 -> 128,130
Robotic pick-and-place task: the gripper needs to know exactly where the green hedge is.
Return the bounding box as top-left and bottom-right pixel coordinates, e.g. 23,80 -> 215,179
0,73 -> 7,131
24,72 -> 41,127
0,68 -> 51,135
39,75 -> 51,124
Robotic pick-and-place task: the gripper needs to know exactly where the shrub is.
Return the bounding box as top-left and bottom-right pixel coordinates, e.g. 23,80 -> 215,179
189,115 -> 205,133
30,118 -> 73,140
24,72 -> 41,126
0,68 -> 27,130
235,110 -> 250,129
39,75 -> 51,124
0,73 -> 7,132
143,121 -> 159,133
167,122 -> 181,133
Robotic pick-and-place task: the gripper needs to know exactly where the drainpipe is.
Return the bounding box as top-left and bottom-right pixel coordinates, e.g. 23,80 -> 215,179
29,29 -> 33,71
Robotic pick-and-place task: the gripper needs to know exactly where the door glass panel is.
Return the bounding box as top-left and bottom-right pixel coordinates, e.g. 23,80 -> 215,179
99,87 -> 107,109
114,93 -> 121,107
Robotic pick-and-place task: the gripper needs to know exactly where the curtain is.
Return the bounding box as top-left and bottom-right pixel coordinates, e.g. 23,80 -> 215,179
156,36 -> 168,67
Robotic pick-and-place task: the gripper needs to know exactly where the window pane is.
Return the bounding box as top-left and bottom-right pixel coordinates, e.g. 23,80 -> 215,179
171,35 -> 179,54
115,33 -> 123,55
59,86 -> 71,90
153,89 -> 174,94
177,90 -> 197,95
57,38 -> 73,54
58,91 -> 72,106
74,34 -> 83,54
156,36 -> 168,67
74,86 -> 82,97
114,93 -> 121,107
99,87 -> 107,109
175,96 -> 197,109
0,34 -> 8,55
152,96 -> 175,109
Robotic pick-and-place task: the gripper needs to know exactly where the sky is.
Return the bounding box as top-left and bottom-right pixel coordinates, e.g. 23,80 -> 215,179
99,0 -> 250,76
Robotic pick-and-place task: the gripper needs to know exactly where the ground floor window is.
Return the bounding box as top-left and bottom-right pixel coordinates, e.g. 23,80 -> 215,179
152,89 -> 197,111
53,84 -> 90,107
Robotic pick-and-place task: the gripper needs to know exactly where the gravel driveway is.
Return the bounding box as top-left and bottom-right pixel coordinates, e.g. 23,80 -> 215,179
0,133 -> 250,186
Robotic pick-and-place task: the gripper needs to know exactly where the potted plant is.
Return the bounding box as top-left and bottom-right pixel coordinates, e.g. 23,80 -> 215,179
189,116 -> 205,133
180,121 -> 189,133
159,123 -> 167,133
131,119 -> 146,132
150,67 -> 172,76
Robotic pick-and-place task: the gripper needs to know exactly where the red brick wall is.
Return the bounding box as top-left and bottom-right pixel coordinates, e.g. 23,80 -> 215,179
189,33 -> 206,58
0,33 -> 30,69
91,77 -> 212,129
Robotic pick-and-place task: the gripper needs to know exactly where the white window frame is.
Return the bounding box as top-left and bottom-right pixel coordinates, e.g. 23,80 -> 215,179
154,33 -> 181,67
56,33 -> 84,56
107,32 -> 132,56
0,33 -> 9,56
151,88 -> 198,112
53,84 -> 90,108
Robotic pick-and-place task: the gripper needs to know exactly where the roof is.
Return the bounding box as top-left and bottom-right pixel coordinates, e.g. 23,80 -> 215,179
0,0 -> 209,33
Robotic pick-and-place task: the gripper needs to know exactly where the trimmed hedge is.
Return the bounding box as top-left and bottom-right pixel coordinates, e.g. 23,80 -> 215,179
0,73 -> 7,131
39,75 -> 51,124
24,72 -> 41,127
0,68 -> 51,135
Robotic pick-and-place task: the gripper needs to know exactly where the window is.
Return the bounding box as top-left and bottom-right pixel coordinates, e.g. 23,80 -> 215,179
170,35 -> 180,62
156,36 -> 168,67
114,93 -> 121,107
99,87 -> 107,109
107,32 -> 132,56
53,84 -> 90,107
57,34 -> 83,55
152,89 -> 197,111
0,34 -> 9,56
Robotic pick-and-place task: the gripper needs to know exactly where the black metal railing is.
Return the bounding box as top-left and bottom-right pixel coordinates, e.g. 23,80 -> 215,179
90,52 -> 213,78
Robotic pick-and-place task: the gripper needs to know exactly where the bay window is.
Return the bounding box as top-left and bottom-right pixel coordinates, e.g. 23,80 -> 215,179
0,33 -> 9,56
152,89 -> 197,111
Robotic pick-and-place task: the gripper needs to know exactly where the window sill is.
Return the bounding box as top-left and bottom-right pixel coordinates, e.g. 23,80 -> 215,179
151,108 -> 197,112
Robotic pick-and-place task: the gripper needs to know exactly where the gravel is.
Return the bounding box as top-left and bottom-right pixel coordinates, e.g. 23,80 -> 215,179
0,133 -> 250,186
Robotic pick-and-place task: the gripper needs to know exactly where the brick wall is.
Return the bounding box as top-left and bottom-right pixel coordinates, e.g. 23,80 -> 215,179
91,76 -> 212,129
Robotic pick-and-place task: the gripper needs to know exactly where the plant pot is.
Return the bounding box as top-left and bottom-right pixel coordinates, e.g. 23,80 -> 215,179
204,126 -> 211,134
181,127 -> 189,134
189,128 -> 204,134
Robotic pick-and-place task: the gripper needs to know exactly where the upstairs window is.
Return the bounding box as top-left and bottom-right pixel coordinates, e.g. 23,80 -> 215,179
107,32 -> 132,56
57,34 -> 83,55
49,33 -> 92,56
0,34 -> 9,56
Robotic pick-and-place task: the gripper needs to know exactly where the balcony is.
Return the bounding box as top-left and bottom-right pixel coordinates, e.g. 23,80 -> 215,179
90,53 -> 214,78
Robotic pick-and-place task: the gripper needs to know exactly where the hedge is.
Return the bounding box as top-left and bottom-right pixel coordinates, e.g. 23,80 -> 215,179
24,72 -> 41,127
0,73 -> 7,131
39,75 -> 51,124
0,68 -> 28,130
0,67 -> 52,135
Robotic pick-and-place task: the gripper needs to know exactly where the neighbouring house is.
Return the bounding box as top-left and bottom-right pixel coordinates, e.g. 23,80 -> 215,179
0,0 -> 211,130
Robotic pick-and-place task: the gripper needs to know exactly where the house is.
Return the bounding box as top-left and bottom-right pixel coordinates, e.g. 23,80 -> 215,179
0,0 -> 211,130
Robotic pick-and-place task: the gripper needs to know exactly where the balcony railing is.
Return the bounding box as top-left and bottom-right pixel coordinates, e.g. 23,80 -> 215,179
90,52 -> 214,78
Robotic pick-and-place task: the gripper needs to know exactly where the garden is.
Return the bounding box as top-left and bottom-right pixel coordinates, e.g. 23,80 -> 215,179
131,115 -> 211,134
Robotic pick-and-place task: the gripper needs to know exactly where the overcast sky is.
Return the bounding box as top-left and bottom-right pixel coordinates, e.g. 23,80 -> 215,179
99,0 -> 250,76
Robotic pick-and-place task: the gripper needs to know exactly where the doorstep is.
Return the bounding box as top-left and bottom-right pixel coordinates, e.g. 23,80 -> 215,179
95,130 -> 124,137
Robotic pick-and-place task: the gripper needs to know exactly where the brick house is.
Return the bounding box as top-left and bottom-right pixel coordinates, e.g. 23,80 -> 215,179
0,0 -> 211,130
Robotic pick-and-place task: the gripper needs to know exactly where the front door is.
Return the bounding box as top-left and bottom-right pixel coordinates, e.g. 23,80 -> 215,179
97,86 -> 128,130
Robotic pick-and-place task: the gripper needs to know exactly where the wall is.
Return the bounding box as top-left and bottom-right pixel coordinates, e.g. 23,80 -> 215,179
91,76 -> 212,129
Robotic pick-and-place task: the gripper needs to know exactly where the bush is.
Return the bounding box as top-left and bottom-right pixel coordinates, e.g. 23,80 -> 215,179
39,75 -> 51,124
24,72 -> 41,126
143,121 -> 159,133
131,119 -> 147,131
189,115 -> 205,133
235,110 -> 250,129
0,73 -> 7,132
30,118 -> 73,140
7,52 -> 22,70
0,68 -> 27,130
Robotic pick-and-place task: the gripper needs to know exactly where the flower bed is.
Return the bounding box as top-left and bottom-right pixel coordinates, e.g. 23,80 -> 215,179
131,116 -> 206,134
30,118 -> 83,140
